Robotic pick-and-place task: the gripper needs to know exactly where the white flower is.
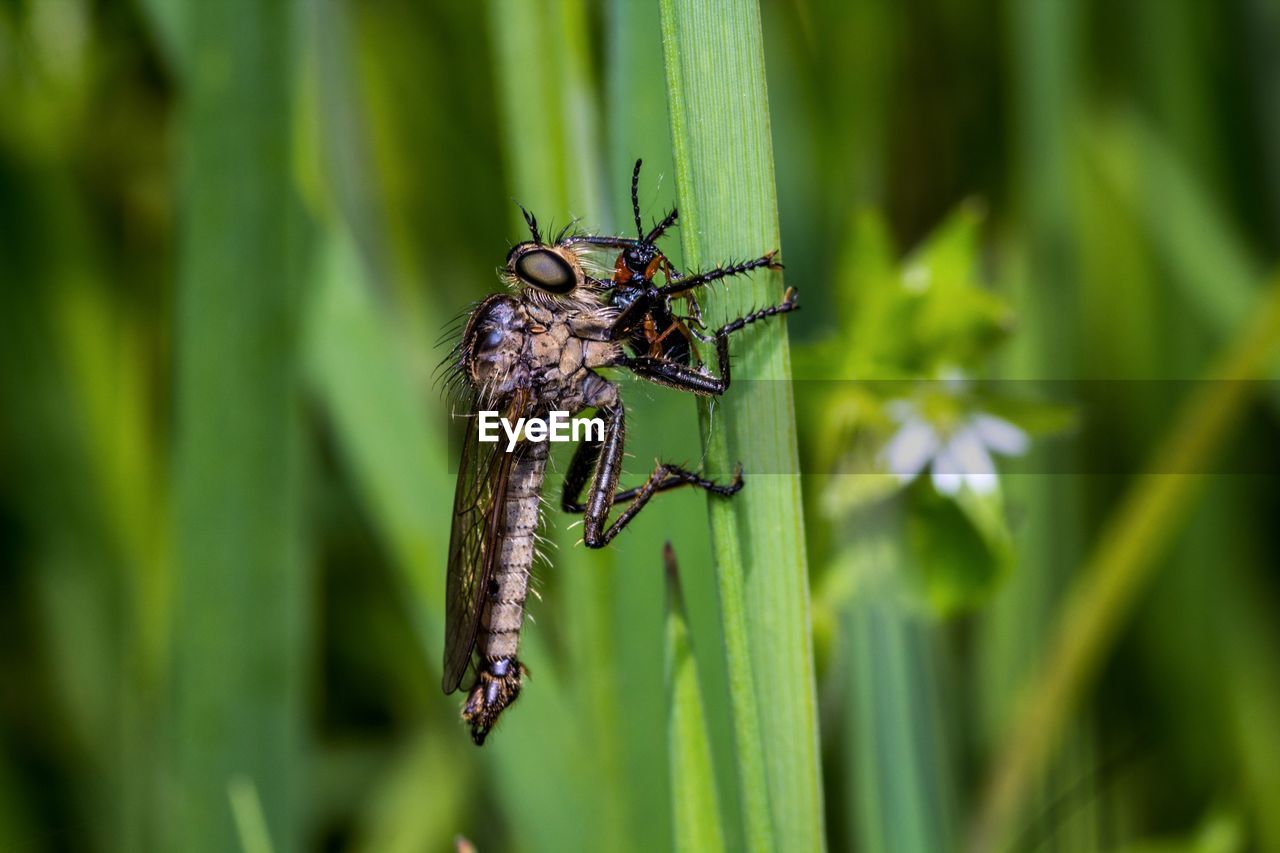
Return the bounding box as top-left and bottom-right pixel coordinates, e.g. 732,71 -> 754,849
883,402 -> 1029,496
902,263 -> 932,293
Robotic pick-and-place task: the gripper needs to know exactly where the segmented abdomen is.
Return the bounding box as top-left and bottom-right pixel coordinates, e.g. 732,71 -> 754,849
478,440 -> 548,662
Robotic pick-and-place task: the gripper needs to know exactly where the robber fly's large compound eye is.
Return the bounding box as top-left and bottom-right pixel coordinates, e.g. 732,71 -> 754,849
510,246 -> 577,294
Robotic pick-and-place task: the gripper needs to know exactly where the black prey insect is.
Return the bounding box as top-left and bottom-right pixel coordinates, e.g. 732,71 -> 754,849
442,189 -> 798,745
565,158 -> 793,369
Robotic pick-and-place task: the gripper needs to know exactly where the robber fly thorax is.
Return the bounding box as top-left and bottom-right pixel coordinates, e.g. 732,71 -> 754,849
464,245 -> 620,415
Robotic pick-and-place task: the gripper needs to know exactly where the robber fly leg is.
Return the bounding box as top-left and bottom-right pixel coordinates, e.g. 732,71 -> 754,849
563,234 -> 647,252
658,251 -> 782,298
560,407 -> 710,513
579,405 -> 627,545
563,442 -> 741,512
689,287 -> 800,344
583,460 -> 744,547
618,306 -> 735,396
560,429 -> 603,513
606,463 -> 744,506
569,404 -> 742,547
684,293 -> 706,330
616,347 -> 731,396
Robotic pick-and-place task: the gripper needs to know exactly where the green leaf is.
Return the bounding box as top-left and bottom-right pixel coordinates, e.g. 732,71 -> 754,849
844,518 -> 958,853
972,274 -> 1280,851
977,394 -> 1079,438
305,228 -> 451,641
659,1 -> 824,850
170,2 -> 307,849
821,203 -> 1014,378
906,482 -> 1013,614
665,544 -> 727,853
907,204 -> 1014,371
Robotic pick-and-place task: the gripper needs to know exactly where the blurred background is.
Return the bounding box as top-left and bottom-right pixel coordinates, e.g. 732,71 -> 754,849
1,0 -> 1279,851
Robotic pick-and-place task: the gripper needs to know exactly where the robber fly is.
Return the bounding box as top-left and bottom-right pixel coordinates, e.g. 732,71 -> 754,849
443,203 -> 797,745
565,159 -> 794,369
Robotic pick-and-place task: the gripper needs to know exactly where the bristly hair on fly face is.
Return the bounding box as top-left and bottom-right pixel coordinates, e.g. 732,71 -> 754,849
434,301 -> 483,409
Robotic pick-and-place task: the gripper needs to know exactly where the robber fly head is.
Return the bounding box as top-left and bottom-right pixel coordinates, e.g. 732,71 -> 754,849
505,242 -> 583,295
502,202 -> 596,299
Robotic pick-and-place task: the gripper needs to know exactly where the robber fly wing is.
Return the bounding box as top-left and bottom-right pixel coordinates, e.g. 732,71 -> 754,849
442,395 -> 521,694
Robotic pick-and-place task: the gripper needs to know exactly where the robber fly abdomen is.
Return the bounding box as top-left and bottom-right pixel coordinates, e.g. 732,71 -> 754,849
484,443 -> 547,657
461,438 -> 548,743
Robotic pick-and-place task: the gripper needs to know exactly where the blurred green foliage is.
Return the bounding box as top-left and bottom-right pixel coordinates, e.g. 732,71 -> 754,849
1,0 -> 1279,851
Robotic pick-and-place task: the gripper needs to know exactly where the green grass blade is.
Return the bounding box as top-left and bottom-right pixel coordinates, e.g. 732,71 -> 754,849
350,730 -> 473,853
228,777 -> 276,853
843,519 -> 956,853
665,544 -> 727,853
169,1 -> 306,850
976,1 -> 1101,849
1218,564 -> 1280,852
137,0 -> 185,74
1083,111 -> 1263,346
971,273 -> 1280,852
305,228 -> 450,640
604,0 -> 713,847
658,2 -> 823,849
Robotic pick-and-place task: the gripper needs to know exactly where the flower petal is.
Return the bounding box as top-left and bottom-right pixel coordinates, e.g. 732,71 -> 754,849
903,263 -> 931,293
931,467 -> 964,495
949,427 -> 997,480
886,399 -> 917,421
883,417 -> 940,482
972,414 -> 1030,457
963,471 -> 999,494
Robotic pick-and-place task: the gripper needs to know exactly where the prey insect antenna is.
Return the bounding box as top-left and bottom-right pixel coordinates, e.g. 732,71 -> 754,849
631,158 -> 644,238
